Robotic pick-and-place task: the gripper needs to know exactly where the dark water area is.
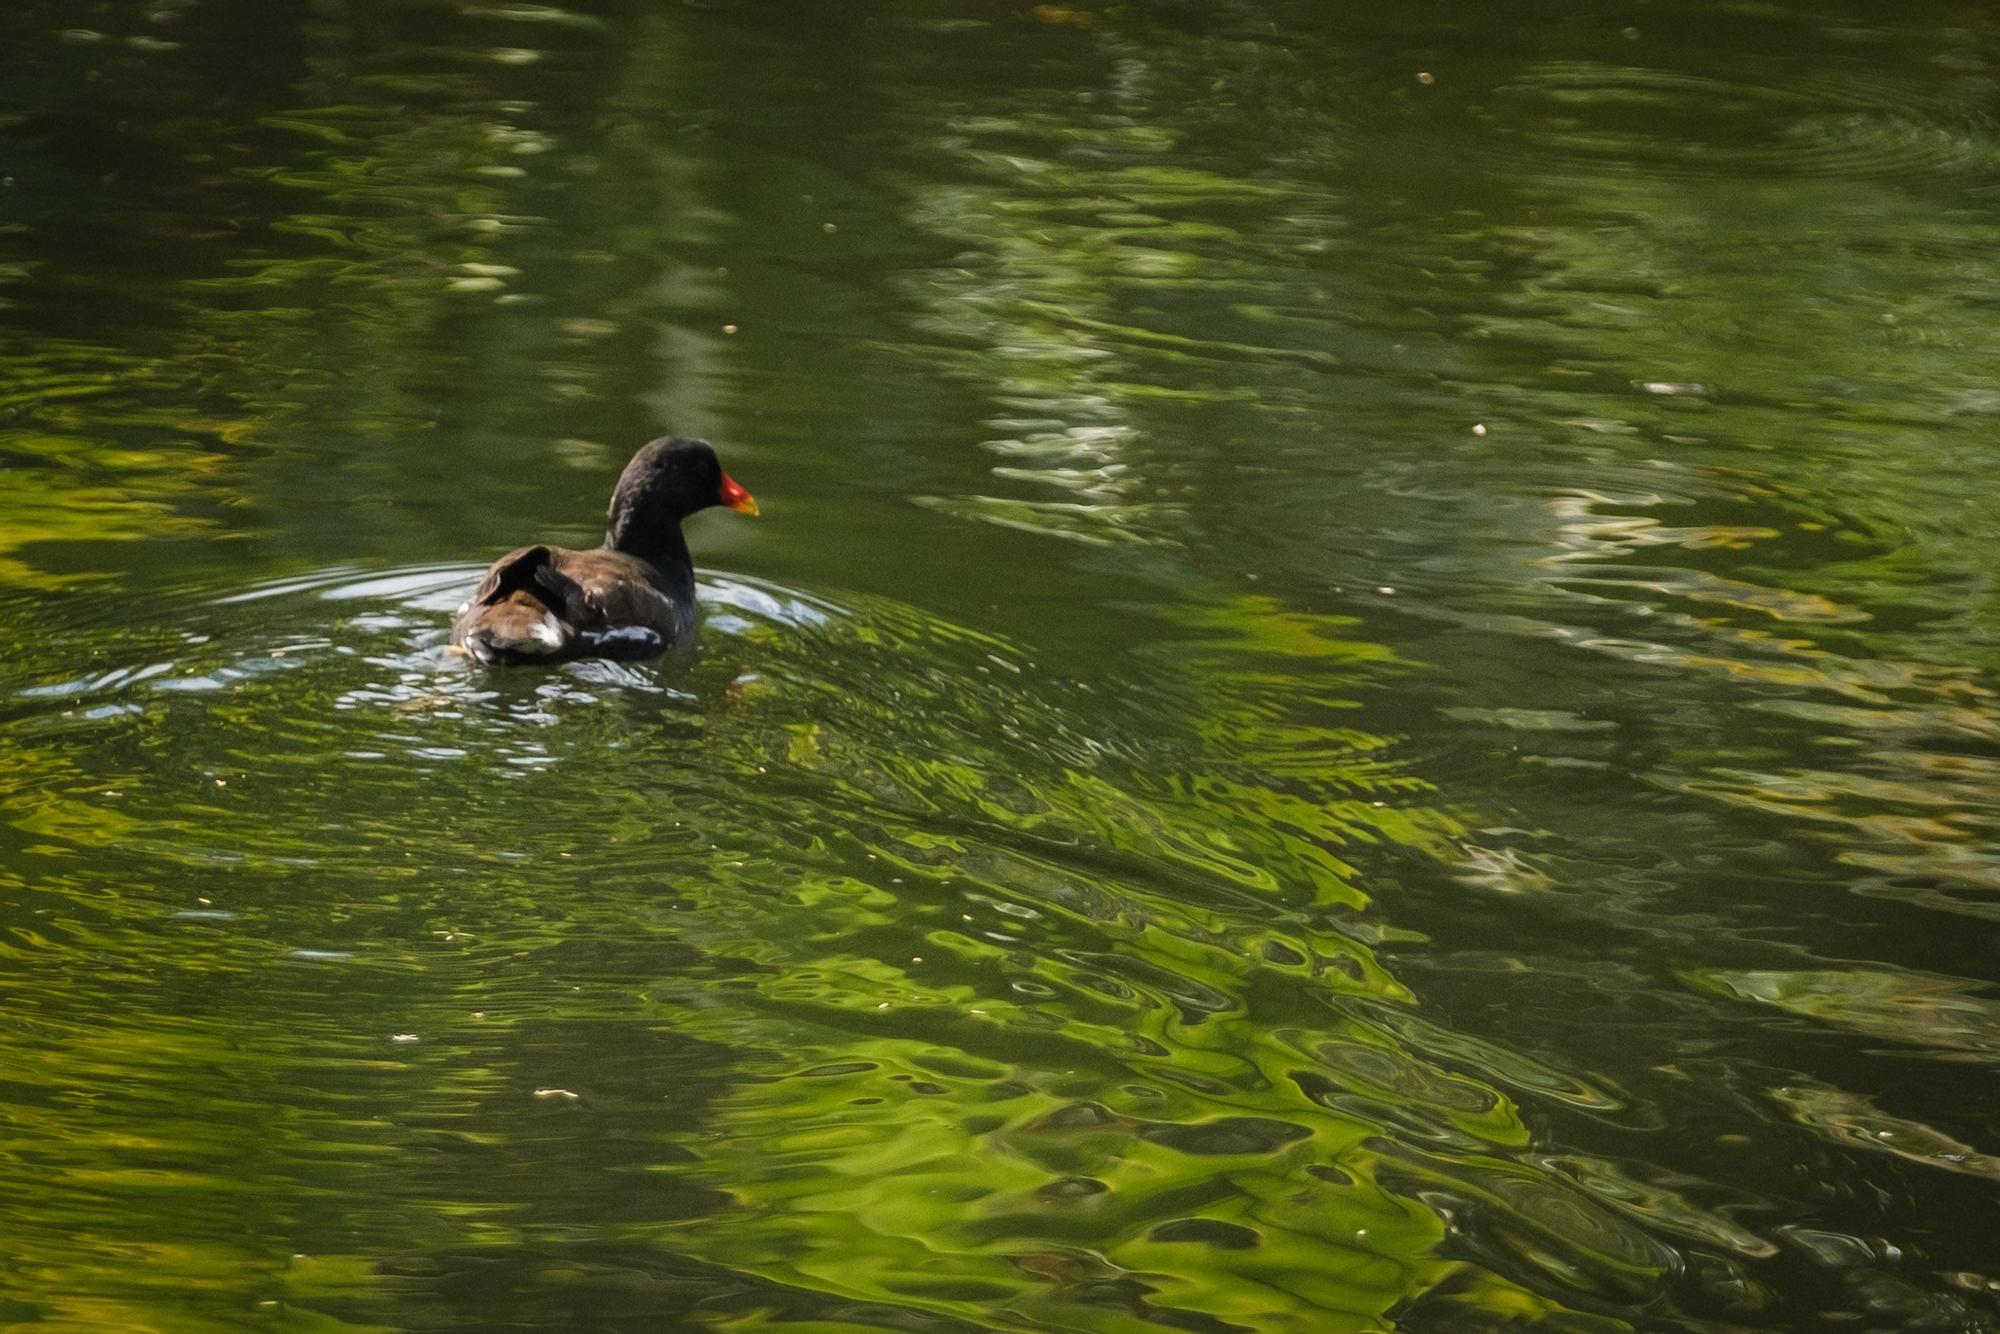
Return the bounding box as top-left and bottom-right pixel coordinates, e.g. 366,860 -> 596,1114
4,0 -> 2000,1328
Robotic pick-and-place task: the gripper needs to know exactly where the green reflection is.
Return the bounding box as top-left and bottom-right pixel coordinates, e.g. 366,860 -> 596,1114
3,0 -> 2000,1330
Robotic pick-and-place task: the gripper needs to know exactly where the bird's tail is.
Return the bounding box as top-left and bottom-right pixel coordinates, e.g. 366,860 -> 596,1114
461,595 -> 571,663
459,547 -> 572,662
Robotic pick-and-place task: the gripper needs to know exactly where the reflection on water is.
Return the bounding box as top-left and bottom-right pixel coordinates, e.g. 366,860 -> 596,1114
5,0 -> 2000,1329
0,566 -> 1467,1328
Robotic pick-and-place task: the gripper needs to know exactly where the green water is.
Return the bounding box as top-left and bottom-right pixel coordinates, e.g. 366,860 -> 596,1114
5,0 -> 2000,1328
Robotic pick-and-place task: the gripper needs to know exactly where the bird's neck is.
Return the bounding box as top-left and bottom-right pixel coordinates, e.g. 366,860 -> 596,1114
605,520 -> 693,584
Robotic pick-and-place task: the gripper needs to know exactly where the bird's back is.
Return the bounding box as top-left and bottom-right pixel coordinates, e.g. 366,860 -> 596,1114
451,545 -> 692,663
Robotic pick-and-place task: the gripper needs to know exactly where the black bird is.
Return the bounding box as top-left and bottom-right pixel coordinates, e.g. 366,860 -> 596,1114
450,436 -> 758,664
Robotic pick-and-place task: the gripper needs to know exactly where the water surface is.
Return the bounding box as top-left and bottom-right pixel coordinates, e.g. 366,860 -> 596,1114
4,1 -> 2000,1329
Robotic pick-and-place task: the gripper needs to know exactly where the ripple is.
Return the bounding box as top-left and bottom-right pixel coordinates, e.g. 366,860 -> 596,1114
4,564 -> 1586,1327
1772,1082 -> 2000,1182
1141,1116 -> 1313,1157
1489,60 -> 2000,184
8,4 -> 2000,1323
1148,1218 -> 1259,1249
1380,1145 -> 1680,1298
1688,967 -> 2000,1057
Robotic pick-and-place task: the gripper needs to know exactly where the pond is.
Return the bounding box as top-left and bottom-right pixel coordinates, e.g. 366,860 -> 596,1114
3,0 -> 1999,1328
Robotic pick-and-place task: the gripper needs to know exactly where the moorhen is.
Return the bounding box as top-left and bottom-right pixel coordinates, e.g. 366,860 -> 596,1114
450,436 -> 758,664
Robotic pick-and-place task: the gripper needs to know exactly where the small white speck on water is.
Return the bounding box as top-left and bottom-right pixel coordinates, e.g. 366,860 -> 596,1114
1472,422 -> 1487,435
721,323 -> 738,334
823,222 -> 837,233
1415,71 -> 1435,85
390,1034 -> 419,1043
1376,586 -> 1396,596
877,1002 -> 890,1010
534,1088 -> 580,1100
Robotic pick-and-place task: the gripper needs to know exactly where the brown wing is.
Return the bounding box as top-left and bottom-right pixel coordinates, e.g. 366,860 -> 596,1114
465,545 -> 555,608
453,546 -> 687,662
546,550 -> 688,652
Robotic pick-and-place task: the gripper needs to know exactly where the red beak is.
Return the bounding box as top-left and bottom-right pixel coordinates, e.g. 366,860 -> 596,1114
718,473 -> 759,515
